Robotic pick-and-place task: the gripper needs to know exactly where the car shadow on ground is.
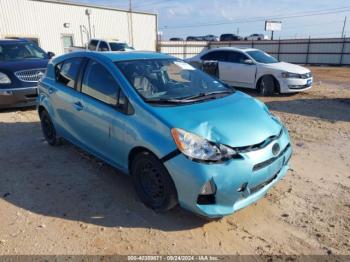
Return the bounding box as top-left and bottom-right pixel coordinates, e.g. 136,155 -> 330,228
0,106 -> 36,113
0,121 -> 208,231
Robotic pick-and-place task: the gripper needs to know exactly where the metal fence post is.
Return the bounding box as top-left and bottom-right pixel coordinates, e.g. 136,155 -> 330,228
277,38 -> 281,61
306,36 -> 311,64
251,40 -> 254,48
340,37 -> 346,65
184,42 -> 187,59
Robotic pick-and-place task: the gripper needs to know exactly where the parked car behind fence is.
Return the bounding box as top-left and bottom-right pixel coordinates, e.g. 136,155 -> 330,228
220,34 -> 242,41
187,47 -> 313,95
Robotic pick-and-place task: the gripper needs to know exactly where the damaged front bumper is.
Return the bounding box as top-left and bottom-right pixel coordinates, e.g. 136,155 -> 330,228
164,127 -> 292,218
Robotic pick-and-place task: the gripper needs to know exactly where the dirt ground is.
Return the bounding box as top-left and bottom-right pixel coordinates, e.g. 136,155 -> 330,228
0,67 -> 349,256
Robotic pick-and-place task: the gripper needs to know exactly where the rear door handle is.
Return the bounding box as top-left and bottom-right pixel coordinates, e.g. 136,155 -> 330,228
74,101 -> 84,111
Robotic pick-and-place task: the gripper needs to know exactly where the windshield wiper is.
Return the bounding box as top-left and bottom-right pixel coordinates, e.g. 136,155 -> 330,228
179,90 -> 235,101
145,98 -> 195,104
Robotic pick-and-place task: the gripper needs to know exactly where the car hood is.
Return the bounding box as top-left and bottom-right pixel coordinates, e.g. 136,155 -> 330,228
260,61 -> 309,74
0,59 -> 49,72
151,91 -> 282,148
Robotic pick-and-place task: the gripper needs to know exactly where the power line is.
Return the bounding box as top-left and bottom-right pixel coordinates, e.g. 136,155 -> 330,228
133,0 -> 169,8
160,5 -> 350,30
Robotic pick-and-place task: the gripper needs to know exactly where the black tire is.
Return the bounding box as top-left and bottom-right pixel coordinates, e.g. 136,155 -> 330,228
258,75 -> 276,96
39,110 -> 58,146
131,151 -> 178,212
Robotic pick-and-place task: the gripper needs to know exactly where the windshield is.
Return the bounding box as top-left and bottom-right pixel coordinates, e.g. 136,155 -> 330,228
116,58 -> 233,103
0,42 -> 47,61
109,43 -> 134,51
246,50 -> 278,64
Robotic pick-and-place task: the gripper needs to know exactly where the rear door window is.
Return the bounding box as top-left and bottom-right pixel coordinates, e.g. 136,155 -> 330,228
201,51 -> 228,62
227,52 -> 249,64
56,57 -> 83,88
88,40 -> 98,51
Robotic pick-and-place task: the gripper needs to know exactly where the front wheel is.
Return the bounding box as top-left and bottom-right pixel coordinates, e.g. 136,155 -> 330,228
40,110 -> 58,146
258,76 -> 276,96
131,152 -> 178,212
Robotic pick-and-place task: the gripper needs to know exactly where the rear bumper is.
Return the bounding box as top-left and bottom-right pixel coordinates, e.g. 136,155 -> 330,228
0,86 -> 38,109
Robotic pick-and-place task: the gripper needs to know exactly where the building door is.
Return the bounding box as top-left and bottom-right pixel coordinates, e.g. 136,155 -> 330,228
62,35 -> 74,53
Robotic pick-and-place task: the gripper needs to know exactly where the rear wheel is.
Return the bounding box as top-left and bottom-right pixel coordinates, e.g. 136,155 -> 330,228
258,75 -> 276,96
131,151 -> 178,212
39,110 -> 58,146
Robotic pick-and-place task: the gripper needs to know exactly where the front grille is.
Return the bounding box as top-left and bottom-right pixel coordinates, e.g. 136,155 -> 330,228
15,68 -> 46,82
235,129 -> 283,154
253,144 -> 291,172
250,173 -> 278,194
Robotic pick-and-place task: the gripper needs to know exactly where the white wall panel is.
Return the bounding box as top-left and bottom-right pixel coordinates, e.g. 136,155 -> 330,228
0,0 -> 156,54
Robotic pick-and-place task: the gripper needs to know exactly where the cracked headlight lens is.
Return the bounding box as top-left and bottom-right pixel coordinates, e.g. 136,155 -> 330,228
171,128 -> 237,162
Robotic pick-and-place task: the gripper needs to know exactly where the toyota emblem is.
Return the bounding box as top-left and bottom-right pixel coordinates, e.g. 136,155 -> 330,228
272,143 -> 280,156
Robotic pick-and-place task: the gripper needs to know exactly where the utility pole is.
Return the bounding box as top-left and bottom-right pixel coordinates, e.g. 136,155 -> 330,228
341,16 -> 347,38
85,9 -> 92,41
129,0 -> 134,46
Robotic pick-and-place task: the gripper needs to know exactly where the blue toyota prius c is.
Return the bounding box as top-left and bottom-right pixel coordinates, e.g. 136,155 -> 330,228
37,51 -> 292,218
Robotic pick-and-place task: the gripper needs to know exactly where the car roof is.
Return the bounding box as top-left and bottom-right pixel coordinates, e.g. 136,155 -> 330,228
53,51 -> 173,64
206,47 -> 258,52
90,38 -> 127,44
0,39 -> 29,44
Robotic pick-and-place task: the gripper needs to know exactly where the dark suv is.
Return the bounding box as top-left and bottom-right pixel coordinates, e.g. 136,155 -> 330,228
0,39 -> 54,108
219,34 -> 241,41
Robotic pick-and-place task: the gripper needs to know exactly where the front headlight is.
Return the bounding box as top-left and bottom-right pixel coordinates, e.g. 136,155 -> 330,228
0,72 -> 11,84
281,72 -> 301,79
171,128 -> 237,162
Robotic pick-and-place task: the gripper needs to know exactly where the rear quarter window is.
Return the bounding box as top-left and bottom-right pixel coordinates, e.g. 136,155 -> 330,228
55,57 -> 83,88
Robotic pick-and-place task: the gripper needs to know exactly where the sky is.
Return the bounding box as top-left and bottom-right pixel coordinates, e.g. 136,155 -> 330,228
71,0 -> 350,40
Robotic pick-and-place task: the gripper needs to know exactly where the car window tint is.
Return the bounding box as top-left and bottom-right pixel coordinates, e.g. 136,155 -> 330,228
228,52 -> 249,63
82,60 -> 119,105
201,51 -> 227,62
88,40 -> 98,51
56,57 -> 83,88
98,41 -> 109,52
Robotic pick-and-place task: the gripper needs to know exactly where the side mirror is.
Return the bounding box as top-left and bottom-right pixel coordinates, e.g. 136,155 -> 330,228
244,59 -> 254,65
47,51 -> 55,59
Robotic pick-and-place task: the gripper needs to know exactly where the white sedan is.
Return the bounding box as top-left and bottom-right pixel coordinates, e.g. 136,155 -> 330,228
186,47 -> 313,95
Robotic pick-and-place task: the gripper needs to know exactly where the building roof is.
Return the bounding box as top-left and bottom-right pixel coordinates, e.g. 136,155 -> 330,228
30,0 -> 157,16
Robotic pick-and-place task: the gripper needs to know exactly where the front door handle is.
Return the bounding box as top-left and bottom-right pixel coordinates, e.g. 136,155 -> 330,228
48,87 -> 55,94
74,101 -> 83,111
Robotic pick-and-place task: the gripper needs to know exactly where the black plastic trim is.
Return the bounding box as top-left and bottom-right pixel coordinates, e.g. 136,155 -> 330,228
161,149 -> 181,163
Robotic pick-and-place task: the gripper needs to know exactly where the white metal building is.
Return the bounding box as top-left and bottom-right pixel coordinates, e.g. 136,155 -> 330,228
0,0 -> 157,55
